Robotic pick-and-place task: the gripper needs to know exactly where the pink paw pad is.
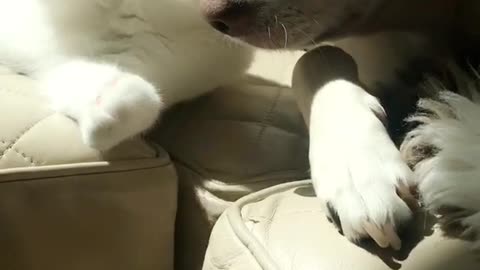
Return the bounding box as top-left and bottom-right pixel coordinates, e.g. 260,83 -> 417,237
95,76 -> 122,106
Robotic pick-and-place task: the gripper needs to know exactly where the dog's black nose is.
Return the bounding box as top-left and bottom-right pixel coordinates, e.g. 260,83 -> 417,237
210,20 -> 230,34
200,0 -> 254,36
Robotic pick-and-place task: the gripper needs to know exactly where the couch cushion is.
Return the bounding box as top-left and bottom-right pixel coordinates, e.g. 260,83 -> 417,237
154,79 -> 309,269
0,65 -> 178,270
0,158 -> 177,270
204,180 -> 480,270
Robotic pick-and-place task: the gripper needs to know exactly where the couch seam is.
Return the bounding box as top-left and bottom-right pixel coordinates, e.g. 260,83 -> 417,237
263,195 -> 282,251
226,208 -> 281,270
189,118 -> 308,138
0,115 -> 50,161
10,146 -> 40,166
223,181 -> 313,270
0,163 -> 171,184
172,160 -> 309,187
256,87 -> 282,143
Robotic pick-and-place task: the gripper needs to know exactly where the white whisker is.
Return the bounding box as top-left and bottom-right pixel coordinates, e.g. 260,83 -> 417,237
297,28 -> 317,47
267,26 -> 272,42
280,22 -> 288,48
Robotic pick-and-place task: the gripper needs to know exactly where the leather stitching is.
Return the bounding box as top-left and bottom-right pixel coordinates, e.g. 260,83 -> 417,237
0,117 -> 48,161
263,196 -> 281,250
256,87 -> 282,143
11,147 -> 39,165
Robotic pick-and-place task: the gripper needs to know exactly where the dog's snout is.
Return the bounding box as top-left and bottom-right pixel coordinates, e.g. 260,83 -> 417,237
200,0 -> 254,36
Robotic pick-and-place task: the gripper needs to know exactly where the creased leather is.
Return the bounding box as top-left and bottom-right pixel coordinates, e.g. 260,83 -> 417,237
152,50 -> 309,270
0,48 -> 308,270
204,180 -> 480,270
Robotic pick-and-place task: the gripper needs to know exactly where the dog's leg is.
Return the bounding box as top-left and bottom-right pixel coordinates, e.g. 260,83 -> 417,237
401,89 -> 480,250
293,46 -> 415,249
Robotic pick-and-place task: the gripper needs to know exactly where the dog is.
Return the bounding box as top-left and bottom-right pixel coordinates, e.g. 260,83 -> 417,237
3,0 -> 478,252
199,0 -> 480,250
0,0 -> 252,150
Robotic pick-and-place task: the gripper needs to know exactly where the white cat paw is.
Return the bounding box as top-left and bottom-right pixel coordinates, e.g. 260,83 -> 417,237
401,91 -> 480,248
80,73 -> 162,150
42,60 -> 162,150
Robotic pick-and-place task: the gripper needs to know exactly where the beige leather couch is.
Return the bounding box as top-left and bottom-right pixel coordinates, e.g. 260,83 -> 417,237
156,50 -> 310,270
1,48 -> 478,270
203,50 -> 480,269
204,181 -> 480,270
0,66 -> 177,269
0,50 -> 308,270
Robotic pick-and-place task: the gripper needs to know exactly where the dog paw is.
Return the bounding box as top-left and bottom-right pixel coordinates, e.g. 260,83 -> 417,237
311,111 -> 415,249
42,60 -> 162,150
400,91 -> 480,248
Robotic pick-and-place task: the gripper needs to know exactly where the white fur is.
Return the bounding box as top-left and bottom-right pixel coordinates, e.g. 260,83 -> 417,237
309,79 -> 413,243
292,40 -> 429,247
0,0 -> 251,150
402,91 -> 480,249
41,60 -> 162,150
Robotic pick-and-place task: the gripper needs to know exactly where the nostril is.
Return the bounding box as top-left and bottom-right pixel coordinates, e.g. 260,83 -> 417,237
202,0 -> 257,37
210,20 -> 230,34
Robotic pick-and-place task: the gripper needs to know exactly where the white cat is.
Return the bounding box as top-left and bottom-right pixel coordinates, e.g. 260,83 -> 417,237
0,0 -> 252,150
